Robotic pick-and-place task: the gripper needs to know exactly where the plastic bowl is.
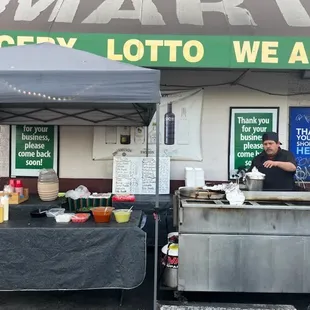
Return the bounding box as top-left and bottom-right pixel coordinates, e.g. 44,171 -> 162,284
71,213 -> 90,223
113,209 -> 132,223
55,213 -> 74,223
91,207 -> 114,223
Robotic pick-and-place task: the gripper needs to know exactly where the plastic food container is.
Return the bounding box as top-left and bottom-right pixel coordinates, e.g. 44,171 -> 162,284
55,213 -> 74,223
91,207 -> 114,223
46,208 -> 65,217
71,213 -> 90,223
113,209 -> 132,223
30,209 -> 47,218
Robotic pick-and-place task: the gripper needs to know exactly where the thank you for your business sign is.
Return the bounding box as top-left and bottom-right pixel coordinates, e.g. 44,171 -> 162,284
11,125 -> 58,177
229,108 -> 279,179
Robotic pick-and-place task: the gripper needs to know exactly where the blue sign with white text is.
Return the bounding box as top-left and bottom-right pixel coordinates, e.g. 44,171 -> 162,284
289,107 -> 310,181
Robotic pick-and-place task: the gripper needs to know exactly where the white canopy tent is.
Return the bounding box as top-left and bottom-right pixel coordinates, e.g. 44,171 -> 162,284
0,43 -> 161,310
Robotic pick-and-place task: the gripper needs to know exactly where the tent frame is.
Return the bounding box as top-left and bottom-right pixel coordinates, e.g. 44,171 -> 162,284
0,103 -> 152,125
153,103 -> 160,310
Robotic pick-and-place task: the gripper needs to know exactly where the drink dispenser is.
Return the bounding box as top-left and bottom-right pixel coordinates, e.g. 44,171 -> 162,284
37,169 -> 59,201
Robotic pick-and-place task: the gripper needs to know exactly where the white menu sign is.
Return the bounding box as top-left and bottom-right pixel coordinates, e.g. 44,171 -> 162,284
112,156 -> 170,195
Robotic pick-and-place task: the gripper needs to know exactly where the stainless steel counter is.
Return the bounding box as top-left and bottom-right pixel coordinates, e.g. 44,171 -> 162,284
180,199 -> 310,235
175,193 -> 310,293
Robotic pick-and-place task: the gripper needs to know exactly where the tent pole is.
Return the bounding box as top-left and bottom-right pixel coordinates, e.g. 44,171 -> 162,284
153,102 -> 160,310
146,126 -> 149,157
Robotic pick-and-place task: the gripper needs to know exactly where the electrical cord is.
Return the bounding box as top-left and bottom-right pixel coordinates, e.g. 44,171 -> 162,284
238,83 -> 310,97
160,81 -> 310,97
160,81 -> 233,89
47,0 -> 65,36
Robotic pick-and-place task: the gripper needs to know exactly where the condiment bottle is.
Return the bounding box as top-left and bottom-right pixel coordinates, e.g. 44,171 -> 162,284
15,180 -> 24,197
0,204 -> 4,224
1,196 -> 9,221
9,179 -> 15,192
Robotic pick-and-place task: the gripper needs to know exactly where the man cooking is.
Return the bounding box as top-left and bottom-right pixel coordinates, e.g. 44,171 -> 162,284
248,131 -> 297,191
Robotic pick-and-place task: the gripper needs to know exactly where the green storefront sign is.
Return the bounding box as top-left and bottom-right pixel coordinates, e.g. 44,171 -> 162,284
2,30 -> 310,69
228,108 -> 279,179
11,125 -> 58,177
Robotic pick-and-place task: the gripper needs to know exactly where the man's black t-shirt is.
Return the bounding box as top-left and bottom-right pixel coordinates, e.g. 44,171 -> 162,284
249,149 -> 297,191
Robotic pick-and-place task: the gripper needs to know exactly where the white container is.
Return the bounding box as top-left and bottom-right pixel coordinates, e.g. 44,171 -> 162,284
185,167 -> 205,187
1,196 -> 9,221
167,232 -> 179,243
185,167 -> 195,187
194,168 -> 205,187
55,213 -> 74,223
37,169 -> 59,201
46,208 -> 65,218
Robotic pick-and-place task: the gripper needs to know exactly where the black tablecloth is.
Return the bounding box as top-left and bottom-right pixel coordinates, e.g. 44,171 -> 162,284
17,195 -> 67,209
0,205 -> 146,291
112,195 -> 174,246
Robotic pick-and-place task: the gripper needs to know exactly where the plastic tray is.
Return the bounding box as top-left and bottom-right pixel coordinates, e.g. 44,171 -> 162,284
46,208 -> 65,218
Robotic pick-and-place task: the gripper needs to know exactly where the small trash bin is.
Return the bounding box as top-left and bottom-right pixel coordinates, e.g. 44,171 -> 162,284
161,242 -> 179,288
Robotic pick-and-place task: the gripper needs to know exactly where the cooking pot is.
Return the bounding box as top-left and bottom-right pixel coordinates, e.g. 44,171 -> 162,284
244,175 -> 265,191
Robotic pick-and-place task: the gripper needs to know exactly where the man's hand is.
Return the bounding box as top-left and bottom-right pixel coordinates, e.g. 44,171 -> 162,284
263,160 -> 278,168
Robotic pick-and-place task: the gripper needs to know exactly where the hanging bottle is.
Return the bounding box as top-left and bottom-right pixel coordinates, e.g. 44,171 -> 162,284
164,103 -> 175,145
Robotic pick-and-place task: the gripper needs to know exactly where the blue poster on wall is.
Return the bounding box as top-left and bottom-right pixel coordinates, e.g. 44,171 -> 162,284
289,107 -> 310,181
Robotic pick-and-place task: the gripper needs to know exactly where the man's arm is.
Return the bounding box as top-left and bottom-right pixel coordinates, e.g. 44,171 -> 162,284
274,161 -> 296,172
263,151 -> 297,172
275,151 -> 297,172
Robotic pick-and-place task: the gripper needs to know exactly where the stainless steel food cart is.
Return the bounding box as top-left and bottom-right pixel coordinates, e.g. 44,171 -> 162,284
171,189 -> 310,293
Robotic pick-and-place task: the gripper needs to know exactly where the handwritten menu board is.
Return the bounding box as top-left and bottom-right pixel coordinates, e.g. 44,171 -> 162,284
112,157 -> 170,195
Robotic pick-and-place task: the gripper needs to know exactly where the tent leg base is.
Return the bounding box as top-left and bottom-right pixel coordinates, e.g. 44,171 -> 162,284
174,291 -> 188,303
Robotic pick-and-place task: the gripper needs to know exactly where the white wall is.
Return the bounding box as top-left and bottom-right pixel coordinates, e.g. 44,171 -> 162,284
59,126 -> 113,179
0,125 -> 10,178
2,70 -> 310,181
